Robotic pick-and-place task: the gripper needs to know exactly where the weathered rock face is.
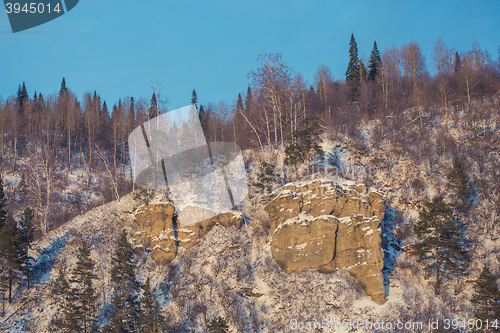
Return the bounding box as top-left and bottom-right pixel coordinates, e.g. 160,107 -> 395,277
132,195 -> 243,266
265,180 -> 386,304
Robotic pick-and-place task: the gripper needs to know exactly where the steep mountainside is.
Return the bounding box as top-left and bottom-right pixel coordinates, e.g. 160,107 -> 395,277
1,173 -> 481,332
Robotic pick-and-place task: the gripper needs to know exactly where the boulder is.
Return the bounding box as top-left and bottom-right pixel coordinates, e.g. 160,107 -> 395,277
265,179 -> 386,304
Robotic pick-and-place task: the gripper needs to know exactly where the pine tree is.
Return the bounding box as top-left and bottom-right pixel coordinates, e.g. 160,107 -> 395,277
447,157 -> 472,214
345,34 -> 360,101
236,93 -> 244,112
413,196 -> 468,294
127,97 -> 136,132
471,266 -> 500,325
191,89 -> 198,108
71,241 -> 98,333
104,230 -> 140,332
60,77 -> 68,94
0,214 -> 23,303
149,92 -> 159,120
254,161 -> 276,194
454,51 -> 461,73
19,208 -> 34,288
139,278 -> 165,333
49,268 -> 79,332
368,41 -> 382,81
245,86 -> 253,113
284,116 -> 324,171
234,93 -> 245,144
16,82 -> 28,109
207,316 -> 229,333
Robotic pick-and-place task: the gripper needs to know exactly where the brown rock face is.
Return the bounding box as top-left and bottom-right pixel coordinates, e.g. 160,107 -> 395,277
132,195 -> 243,266
265,180 -> 386,304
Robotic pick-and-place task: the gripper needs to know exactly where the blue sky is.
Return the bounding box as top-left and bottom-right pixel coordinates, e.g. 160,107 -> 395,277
1,0 -> 499,109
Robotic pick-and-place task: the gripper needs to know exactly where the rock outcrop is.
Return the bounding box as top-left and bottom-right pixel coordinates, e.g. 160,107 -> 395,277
265,179 -> 386,304
132,195 -> 243,265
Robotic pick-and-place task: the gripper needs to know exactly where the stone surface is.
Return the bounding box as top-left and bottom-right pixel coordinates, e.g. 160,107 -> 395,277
265,179 -> 386,304
132,195 -> 243,265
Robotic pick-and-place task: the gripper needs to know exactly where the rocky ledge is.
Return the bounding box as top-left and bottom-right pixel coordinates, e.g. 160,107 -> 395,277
265,179 -> 386,304
132,195 -> 243,265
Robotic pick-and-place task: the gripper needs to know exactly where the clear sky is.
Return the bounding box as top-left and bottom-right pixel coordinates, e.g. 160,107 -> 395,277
1,0 -> 499,110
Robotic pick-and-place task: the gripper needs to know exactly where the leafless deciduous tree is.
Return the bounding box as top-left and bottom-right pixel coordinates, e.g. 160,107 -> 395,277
22,144 -> 59,235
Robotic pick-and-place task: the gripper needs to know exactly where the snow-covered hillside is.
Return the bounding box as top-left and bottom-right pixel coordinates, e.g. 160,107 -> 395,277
0,182 -> 488,332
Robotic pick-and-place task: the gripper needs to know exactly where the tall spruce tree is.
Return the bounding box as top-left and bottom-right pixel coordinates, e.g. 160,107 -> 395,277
0,214 -> 23,303
191,89 -> 198,109
345,34 -> 360,101
49,268 -> 79,332
71,241 -> 98,333
19,208 -> 34,288
447,157 -> 472,215
236,93 -> 244,113
368,41 -> 382,81
245,87 -> 253,113
413,196 -> 468,294
139,277 -> 165,333
104,230 -> 140,332
454,51 -> 461,73
471,266 -> 500,326
149,92 -> 159,119
16,82 -> 28,109
60,77 -> 68,94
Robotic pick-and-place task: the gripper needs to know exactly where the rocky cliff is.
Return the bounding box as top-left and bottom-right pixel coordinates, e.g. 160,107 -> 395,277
132,195 -> 243,265
132,180 -> 386,304
265,179 -> 386,304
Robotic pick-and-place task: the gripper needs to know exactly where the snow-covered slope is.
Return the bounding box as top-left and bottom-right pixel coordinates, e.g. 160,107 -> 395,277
0,186 -> 482,332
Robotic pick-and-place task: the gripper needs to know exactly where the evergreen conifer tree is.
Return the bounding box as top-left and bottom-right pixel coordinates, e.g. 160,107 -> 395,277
254,161 -> 276,194
454,51 -> 461,73
236,93 -> 244,112
19,208 -> 34,288
245,87 -> 253,113
207,316 -> 229,333
413,196 -> 468,294
60,77 -> 68,94
139,277 -> 165,333
71,241 -> 98,333
284,116 -> 324,171
127,97 -> 136,131
345,34 -> 360,101
191,89 -> 198,108
49,268 -> 79,332
149,92 -> 159,119
0,214 -> 22,303
471,266 -> 500,326
104,230 -> 140,332
16,82 -> 28,109
368,41 -> 382,81
447,157 -> 472,215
